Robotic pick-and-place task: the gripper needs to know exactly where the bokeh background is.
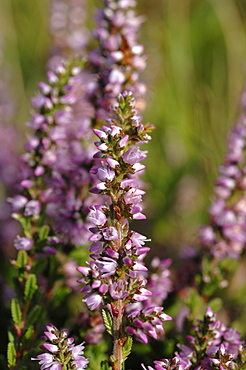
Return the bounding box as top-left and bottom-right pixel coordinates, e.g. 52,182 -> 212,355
1,0 -> 246,258
1,0 -> 246,363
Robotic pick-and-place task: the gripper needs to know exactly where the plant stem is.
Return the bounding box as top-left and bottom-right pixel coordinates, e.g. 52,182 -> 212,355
112,300 -> 124,370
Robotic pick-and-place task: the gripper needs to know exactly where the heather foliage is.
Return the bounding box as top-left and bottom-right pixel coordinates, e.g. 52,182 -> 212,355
1,1 -> 246,370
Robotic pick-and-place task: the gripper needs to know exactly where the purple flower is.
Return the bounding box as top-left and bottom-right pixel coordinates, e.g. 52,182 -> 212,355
44,330 -> 57,342
71,357 -> 89,370
31,353 -> 62,370
199,226 -> 215,246
95,257 -> 117,278
24,200 -> 41,217
127,301 -> 171,344
77,93 -> 171,369
97,166 -> 115,181
197,97 -> 246,259
90,241 -> 104,254
8,195 -> 28,212
141,257 -> 173,308
90,0 -> 147,121
14,236 -> 33,251
83,291 -> 103,310
15,58 -> 102,249
32,324 -> 89,369
88,206 -> 107,226
109,280 -> 129,300
102,226 -> 118,241
49,0 -> 89,70
177,344 -> 194,359
123,147 -> 147,165
164,306 -> 245,369
135,330 -> 148,344
40,343 -> 59,353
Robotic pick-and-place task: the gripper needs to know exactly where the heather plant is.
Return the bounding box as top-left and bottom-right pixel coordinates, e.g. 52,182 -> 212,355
5,58 -> 97,369
2,1 -> 246,370
171,89 -> 246,329
142,307 -> 246,370
89,0 -> 147,123
49,0 -> 90,70
3,1 -> 151,369
31,324 -> 89,370
77,91 -> 171,369
0,33 -> 22,359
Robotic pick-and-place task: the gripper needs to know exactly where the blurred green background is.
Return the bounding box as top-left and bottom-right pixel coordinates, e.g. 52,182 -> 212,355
1,1 -> 246,367
1,0 -> 246,258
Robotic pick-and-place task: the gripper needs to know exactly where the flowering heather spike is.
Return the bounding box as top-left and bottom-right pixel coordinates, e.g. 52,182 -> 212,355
31,324 -> 89,369
142,358 -> 182,370
49,0 -> 90,70
143,306 -> 245,370
14,59 -> 101,247
77,92 -> 170,370
198,92 -> 246,260
90,0 -> 147,122
77,311 -> 105,345
176,89 -> 246,298
126,257 -> 173,318
143,257 -> 173,308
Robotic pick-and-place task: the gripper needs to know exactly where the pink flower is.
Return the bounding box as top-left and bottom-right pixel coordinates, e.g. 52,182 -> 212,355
31,353 -> 62,370
88,206 -> 107,226
83,292 -> 103,310
123,147 -> 147,165
102,226 -> 118,241
95,257 -> 117,278
14,236 -> 33,251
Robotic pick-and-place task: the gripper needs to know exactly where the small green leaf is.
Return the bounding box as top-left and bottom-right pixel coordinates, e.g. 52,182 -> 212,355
24,325 -> 34,341
24,274 -> 38,302
122,336 -> 133,361
26,305 -> 42,326
39,225 -> 50,241
7,342 -> 16,367
8,331 -> 15,343
16,250 -> 28,268
186,288 -> 203,317
17,217 -> 31,237
102,308 -> 113,336
208,298 -> 223,314
11,299 -> 22,326
101,360 -> 112,370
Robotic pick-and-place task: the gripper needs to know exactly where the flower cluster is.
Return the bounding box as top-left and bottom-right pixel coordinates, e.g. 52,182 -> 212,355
143,306 -> 245,370
11,59 -> 99,249
49,0 -> 89,70
90,0 -> 147,122
6,1 -> 246,370
126,306 -> 171,344
32,324 -> 89,370
143,257 -> 173,307
77,92 -> 171,350
199,92 -> 246,259
77,310 -> 105,345
126,257 -> 173,324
